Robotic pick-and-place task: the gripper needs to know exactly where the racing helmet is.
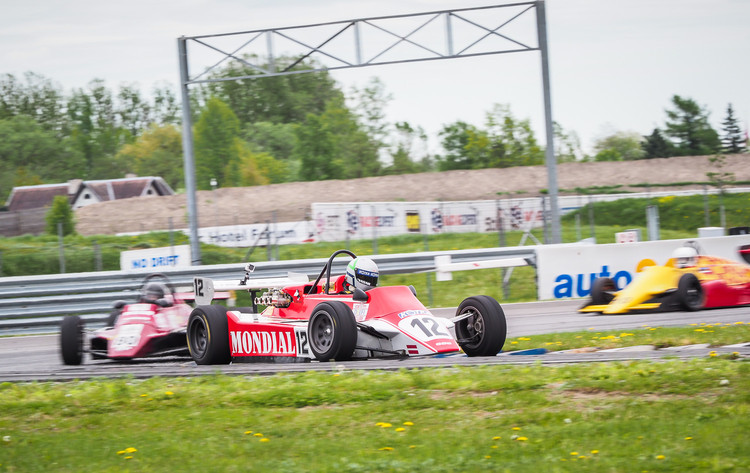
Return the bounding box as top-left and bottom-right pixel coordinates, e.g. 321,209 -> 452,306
345,257 -> 379,292
672,246 -> 698,268
140,282 -> 167,303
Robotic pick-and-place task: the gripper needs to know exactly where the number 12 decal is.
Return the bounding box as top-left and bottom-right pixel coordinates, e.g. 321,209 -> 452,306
410,317 -> 449,338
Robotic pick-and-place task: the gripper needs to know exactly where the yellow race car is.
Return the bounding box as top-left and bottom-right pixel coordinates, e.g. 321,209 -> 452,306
579,244 -> 750,314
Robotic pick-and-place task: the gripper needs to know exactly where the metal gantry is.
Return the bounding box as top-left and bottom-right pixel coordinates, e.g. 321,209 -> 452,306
178,1 -> 559,264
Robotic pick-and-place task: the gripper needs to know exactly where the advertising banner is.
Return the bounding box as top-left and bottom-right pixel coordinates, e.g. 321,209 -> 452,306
120,245 -> 192,272
535,235 -> 750,301
194,221 -> 316,247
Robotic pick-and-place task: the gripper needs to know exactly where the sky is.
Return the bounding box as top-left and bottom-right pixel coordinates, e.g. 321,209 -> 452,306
2,0 -> 749,157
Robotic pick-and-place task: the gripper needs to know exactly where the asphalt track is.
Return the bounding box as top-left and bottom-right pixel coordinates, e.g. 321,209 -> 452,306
1,300 -> 749,382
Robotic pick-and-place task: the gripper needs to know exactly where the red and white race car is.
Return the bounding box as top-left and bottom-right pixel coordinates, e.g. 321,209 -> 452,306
60,274 -> 228,365
187,250 -> 508,364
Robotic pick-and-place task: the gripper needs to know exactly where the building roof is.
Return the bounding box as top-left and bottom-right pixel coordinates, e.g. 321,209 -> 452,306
5,177 -> 174,212
5,183 -> 70,212
73,177 -> 174,204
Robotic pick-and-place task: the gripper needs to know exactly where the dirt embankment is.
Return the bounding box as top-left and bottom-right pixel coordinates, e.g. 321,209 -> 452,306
75,154 -> 749,235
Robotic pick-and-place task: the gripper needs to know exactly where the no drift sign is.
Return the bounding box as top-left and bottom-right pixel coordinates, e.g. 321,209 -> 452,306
120,245 -> 191,272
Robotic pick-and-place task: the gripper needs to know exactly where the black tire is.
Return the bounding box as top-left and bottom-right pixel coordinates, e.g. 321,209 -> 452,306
308,302 -> 357,361
677,273 -> 704,311
187,305 -> 231,365
106,309 -> 121,327
590,277 -> 616,305
455,295 -> 507,356
60,316 -> 84,365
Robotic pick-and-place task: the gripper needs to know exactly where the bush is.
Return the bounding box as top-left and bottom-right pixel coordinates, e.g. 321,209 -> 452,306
45,196 -> 75,236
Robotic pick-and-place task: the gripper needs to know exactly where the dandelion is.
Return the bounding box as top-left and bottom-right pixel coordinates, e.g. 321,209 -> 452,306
409,445 -> 416,449
379,447 -> 393,451
395,428 -> 406,432
516,437 -> 528,442
244,431 -> 253,435
124,447 -> 137,453
403,422 -> 414,426
165,391 -> 174,396
492,436 -> 501,440
570,452 -> 578,456
259,438 -> 270,443
485,455 -> 492,459
140,394 -> 148,397
512,427 -> 521,431
685,437 -> 693,441
125,456 -> 133,460
117,450 -> 126,455
378,423 -> 392,428
709,351 -> 718,357
656,455 -> 665,460
590,450 -> 599,454
254,433 -> 264,437
491,445 -> 498,449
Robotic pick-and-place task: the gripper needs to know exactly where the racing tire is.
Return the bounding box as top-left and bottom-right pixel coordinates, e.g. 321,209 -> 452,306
308,302 -> 357,362
455,295 -> 507,357
60,315 -> 85,365
590,277 -> 616,305
187,305 -> 231,365
677,273 -> 704,311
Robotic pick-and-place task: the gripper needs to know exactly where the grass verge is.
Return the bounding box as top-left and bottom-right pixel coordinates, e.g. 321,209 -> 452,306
1,324 -> 750,472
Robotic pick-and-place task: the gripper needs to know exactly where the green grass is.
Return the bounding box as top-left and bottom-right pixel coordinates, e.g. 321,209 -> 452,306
1,357 -> 748,472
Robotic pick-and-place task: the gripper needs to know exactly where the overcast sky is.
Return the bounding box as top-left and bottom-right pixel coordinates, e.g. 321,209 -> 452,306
2,0 -> 749,156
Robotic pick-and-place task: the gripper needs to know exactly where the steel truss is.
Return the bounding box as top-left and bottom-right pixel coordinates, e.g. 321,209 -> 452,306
178,1 -> 559,264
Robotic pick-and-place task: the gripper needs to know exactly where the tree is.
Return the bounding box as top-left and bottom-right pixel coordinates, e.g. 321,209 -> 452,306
641,128 -> 673,158
67,79 -> 132,179
720,103 -> 746,154
0,115 -> 84,201
193,97 -> 243,190
663,95 -> 720,156
114,124 -> 184,190
382,121 -> 433,175
553,122 -> 584,163
437,104 -> 543,170
204,56 -> 342,126
593,130 -> 644,161
293,113 -> 336,181
0,72 -> 68,136
45,195 -> 75,236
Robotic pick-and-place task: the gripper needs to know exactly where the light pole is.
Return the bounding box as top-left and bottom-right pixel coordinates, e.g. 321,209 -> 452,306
210,178 -> 218,229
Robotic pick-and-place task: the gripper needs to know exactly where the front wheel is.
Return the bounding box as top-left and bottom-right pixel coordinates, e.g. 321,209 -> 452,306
60,315 -> 85,365
308,302 -> 357,361
455,296 -> 507,356
187,305 -> 231,365
677,273 -> 704,311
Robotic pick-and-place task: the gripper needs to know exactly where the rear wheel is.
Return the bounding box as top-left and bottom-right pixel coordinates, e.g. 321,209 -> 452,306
308,302 -> 357,361
455,296 -> 507,356
187,305 -> 231,365
60,316 -> 84,365
590,277 -> 616,305
677,273 -> 704,311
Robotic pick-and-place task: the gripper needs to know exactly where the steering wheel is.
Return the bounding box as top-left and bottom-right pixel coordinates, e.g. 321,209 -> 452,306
306,250 -> 357,295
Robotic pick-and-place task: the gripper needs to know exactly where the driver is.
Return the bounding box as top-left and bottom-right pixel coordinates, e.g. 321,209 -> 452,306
671,246 -> 698,269
344,257 -> 379,292
140,282 -> 168,304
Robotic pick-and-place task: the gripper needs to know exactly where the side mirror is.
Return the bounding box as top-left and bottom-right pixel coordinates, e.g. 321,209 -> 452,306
352,287 -> 369,302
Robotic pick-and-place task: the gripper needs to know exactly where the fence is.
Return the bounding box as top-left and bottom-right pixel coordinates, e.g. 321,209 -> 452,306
0,208 -> 47,237
0,247 -> 535,334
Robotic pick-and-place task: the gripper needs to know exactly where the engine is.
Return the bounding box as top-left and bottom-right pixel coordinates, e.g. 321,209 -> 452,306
254,289 -> 292,308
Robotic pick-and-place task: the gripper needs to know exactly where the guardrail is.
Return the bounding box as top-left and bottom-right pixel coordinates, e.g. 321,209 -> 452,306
0,247 -> 536,334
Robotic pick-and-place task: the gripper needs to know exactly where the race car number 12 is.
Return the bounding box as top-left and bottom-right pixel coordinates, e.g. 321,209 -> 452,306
194,279 -> 204,298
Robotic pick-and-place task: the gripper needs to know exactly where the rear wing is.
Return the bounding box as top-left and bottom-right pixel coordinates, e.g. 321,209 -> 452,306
193,264 -> 309,305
